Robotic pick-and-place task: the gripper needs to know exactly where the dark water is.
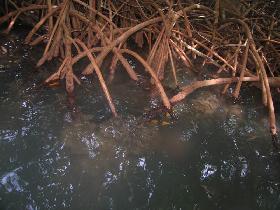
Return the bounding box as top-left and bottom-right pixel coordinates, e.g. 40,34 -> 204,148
0,30 -> 280,210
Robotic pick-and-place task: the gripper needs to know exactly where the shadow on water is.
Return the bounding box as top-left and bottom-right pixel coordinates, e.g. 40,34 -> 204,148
0,28 -> 280,210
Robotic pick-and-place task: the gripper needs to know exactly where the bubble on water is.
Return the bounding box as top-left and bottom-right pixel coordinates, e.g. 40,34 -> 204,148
149,98 -> 160,109
222,115 -> 238,136
21,126 -> 30,136
200,164 -> 217,181
244,125 -> 255,134
137,157 -> 146,170
69,184 -> 74,193
104,126 -> 121,138
103,171 -> 117,189
0,129 -> 18,142
0,169 -> 27,193
81,133 -> 100,159
239,157 -> 249,178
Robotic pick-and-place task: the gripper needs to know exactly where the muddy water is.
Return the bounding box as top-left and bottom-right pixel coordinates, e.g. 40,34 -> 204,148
0,29 -> 280,210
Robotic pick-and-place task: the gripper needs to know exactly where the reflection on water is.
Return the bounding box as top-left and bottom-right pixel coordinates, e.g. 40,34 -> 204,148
0,29 -> 280,210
